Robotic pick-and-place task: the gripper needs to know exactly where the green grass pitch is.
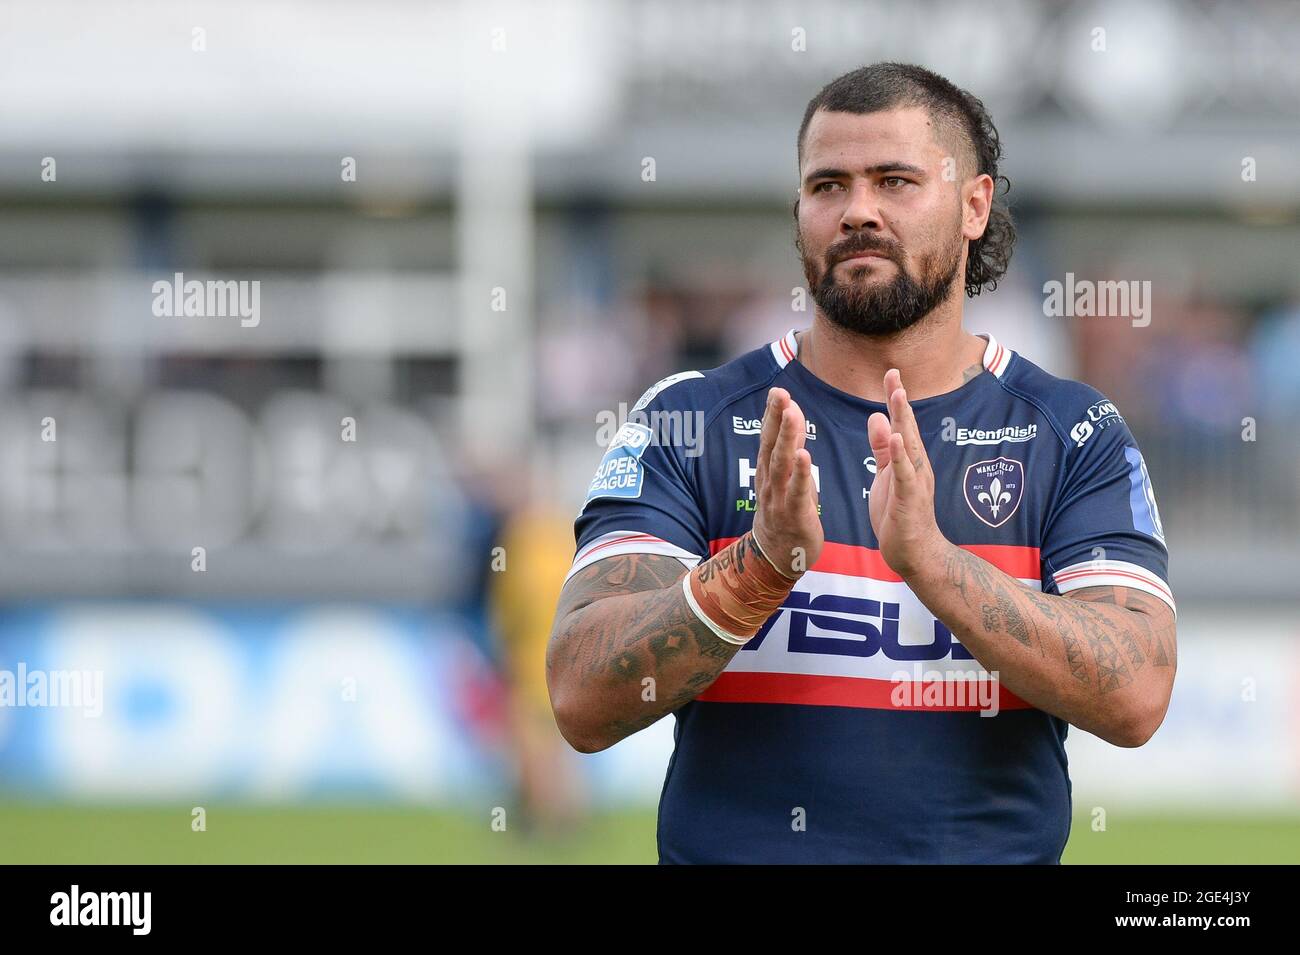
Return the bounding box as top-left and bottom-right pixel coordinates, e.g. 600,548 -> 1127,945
1,803 -> 1296,864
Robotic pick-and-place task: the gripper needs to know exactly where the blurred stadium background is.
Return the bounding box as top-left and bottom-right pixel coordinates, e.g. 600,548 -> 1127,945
0,0 -> 1298,863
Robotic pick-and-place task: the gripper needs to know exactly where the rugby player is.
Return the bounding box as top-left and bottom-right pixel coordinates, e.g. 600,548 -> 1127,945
546,62 -> 1177,863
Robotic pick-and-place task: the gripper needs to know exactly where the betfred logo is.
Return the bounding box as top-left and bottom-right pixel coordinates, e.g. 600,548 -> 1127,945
743,591 -> 975,662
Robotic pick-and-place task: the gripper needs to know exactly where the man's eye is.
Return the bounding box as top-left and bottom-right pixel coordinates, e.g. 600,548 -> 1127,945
813,182 -> 842,193
882,176 -> 908,188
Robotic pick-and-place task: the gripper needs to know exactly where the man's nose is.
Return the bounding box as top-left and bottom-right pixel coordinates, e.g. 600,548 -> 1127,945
840,181 -> 883,232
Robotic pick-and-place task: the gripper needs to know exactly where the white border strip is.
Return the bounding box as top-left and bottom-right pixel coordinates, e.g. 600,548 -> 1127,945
1053,558 -> 1177,617
680,574 -> 750,645
566,530 -> 701,583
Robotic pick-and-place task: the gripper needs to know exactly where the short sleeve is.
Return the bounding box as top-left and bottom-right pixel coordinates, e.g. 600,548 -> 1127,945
567,377 -> 709,582
1040,402 -> 1175,615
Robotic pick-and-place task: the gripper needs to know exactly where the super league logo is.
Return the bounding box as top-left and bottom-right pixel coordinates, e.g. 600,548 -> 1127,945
963,457 -> 1024,528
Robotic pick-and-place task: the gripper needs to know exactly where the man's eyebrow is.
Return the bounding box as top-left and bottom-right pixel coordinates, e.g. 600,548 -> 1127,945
802,162 -> 928,185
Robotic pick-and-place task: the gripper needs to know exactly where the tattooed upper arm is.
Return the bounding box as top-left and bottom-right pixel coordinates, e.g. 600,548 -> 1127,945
552,553 -> 691,632
547,552 -> 730,750
1065,584 -> 1172,618
1064,584 -> 1177,670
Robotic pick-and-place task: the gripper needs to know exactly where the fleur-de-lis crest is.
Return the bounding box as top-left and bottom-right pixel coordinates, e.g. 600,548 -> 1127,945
964,458 -> 1024,528
977,477 -> 1012,517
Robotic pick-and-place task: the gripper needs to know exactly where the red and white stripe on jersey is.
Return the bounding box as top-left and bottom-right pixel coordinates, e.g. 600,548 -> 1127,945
695,537 -> 1042,711
564,530 -> 701,583
981,332 -> 1013,378
707,537 -> 1041,582
769,328 -> 799,368
699,671 -> 1033,711
1050,558 -> 1177,617
771,328 -> 1013,378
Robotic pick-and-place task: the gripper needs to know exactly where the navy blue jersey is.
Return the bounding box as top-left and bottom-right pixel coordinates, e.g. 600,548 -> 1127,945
570,329 -> 1173,864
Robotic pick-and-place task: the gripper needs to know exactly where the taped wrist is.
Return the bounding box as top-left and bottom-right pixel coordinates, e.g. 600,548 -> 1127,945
681,532 -> 801,645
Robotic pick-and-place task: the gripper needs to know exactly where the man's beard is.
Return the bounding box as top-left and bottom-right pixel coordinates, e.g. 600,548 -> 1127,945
799,230 -> 964,337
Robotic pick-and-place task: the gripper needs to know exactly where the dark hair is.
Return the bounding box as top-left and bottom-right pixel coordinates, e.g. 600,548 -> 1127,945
796,62 -> 1014,297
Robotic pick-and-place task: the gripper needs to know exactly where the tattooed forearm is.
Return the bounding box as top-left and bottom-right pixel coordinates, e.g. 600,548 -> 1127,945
941,547 -> 1159,693
1061,628 -> 1090,685
949,549 -> 1040,651
600,668 -> 721,741
547,551 -> 747,750
916,546 -> 1178,745
1087,629 -> 1132,691
1024,587 -> 1090,684
996,591 -> 1034,648
926,541 -> 1180,743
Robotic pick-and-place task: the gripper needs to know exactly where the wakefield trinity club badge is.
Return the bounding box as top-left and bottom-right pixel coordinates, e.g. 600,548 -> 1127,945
963,457 -> 1024,528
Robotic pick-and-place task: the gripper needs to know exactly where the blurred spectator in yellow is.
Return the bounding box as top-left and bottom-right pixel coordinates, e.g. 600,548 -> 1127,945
488,490 -> 588,835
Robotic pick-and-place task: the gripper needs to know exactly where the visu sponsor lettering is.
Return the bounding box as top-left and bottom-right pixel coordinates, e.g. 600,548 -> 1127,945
50,885 -> 151,935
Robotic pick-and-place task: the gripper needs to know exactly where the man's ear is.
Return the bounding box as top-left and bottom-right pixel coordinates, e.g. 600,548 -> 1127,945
963,173 -> 994,241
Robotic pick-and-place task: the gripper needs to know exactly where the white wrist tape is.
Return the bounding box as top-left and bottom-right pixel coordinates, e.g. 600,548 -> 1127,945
680,572 -> 751,646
